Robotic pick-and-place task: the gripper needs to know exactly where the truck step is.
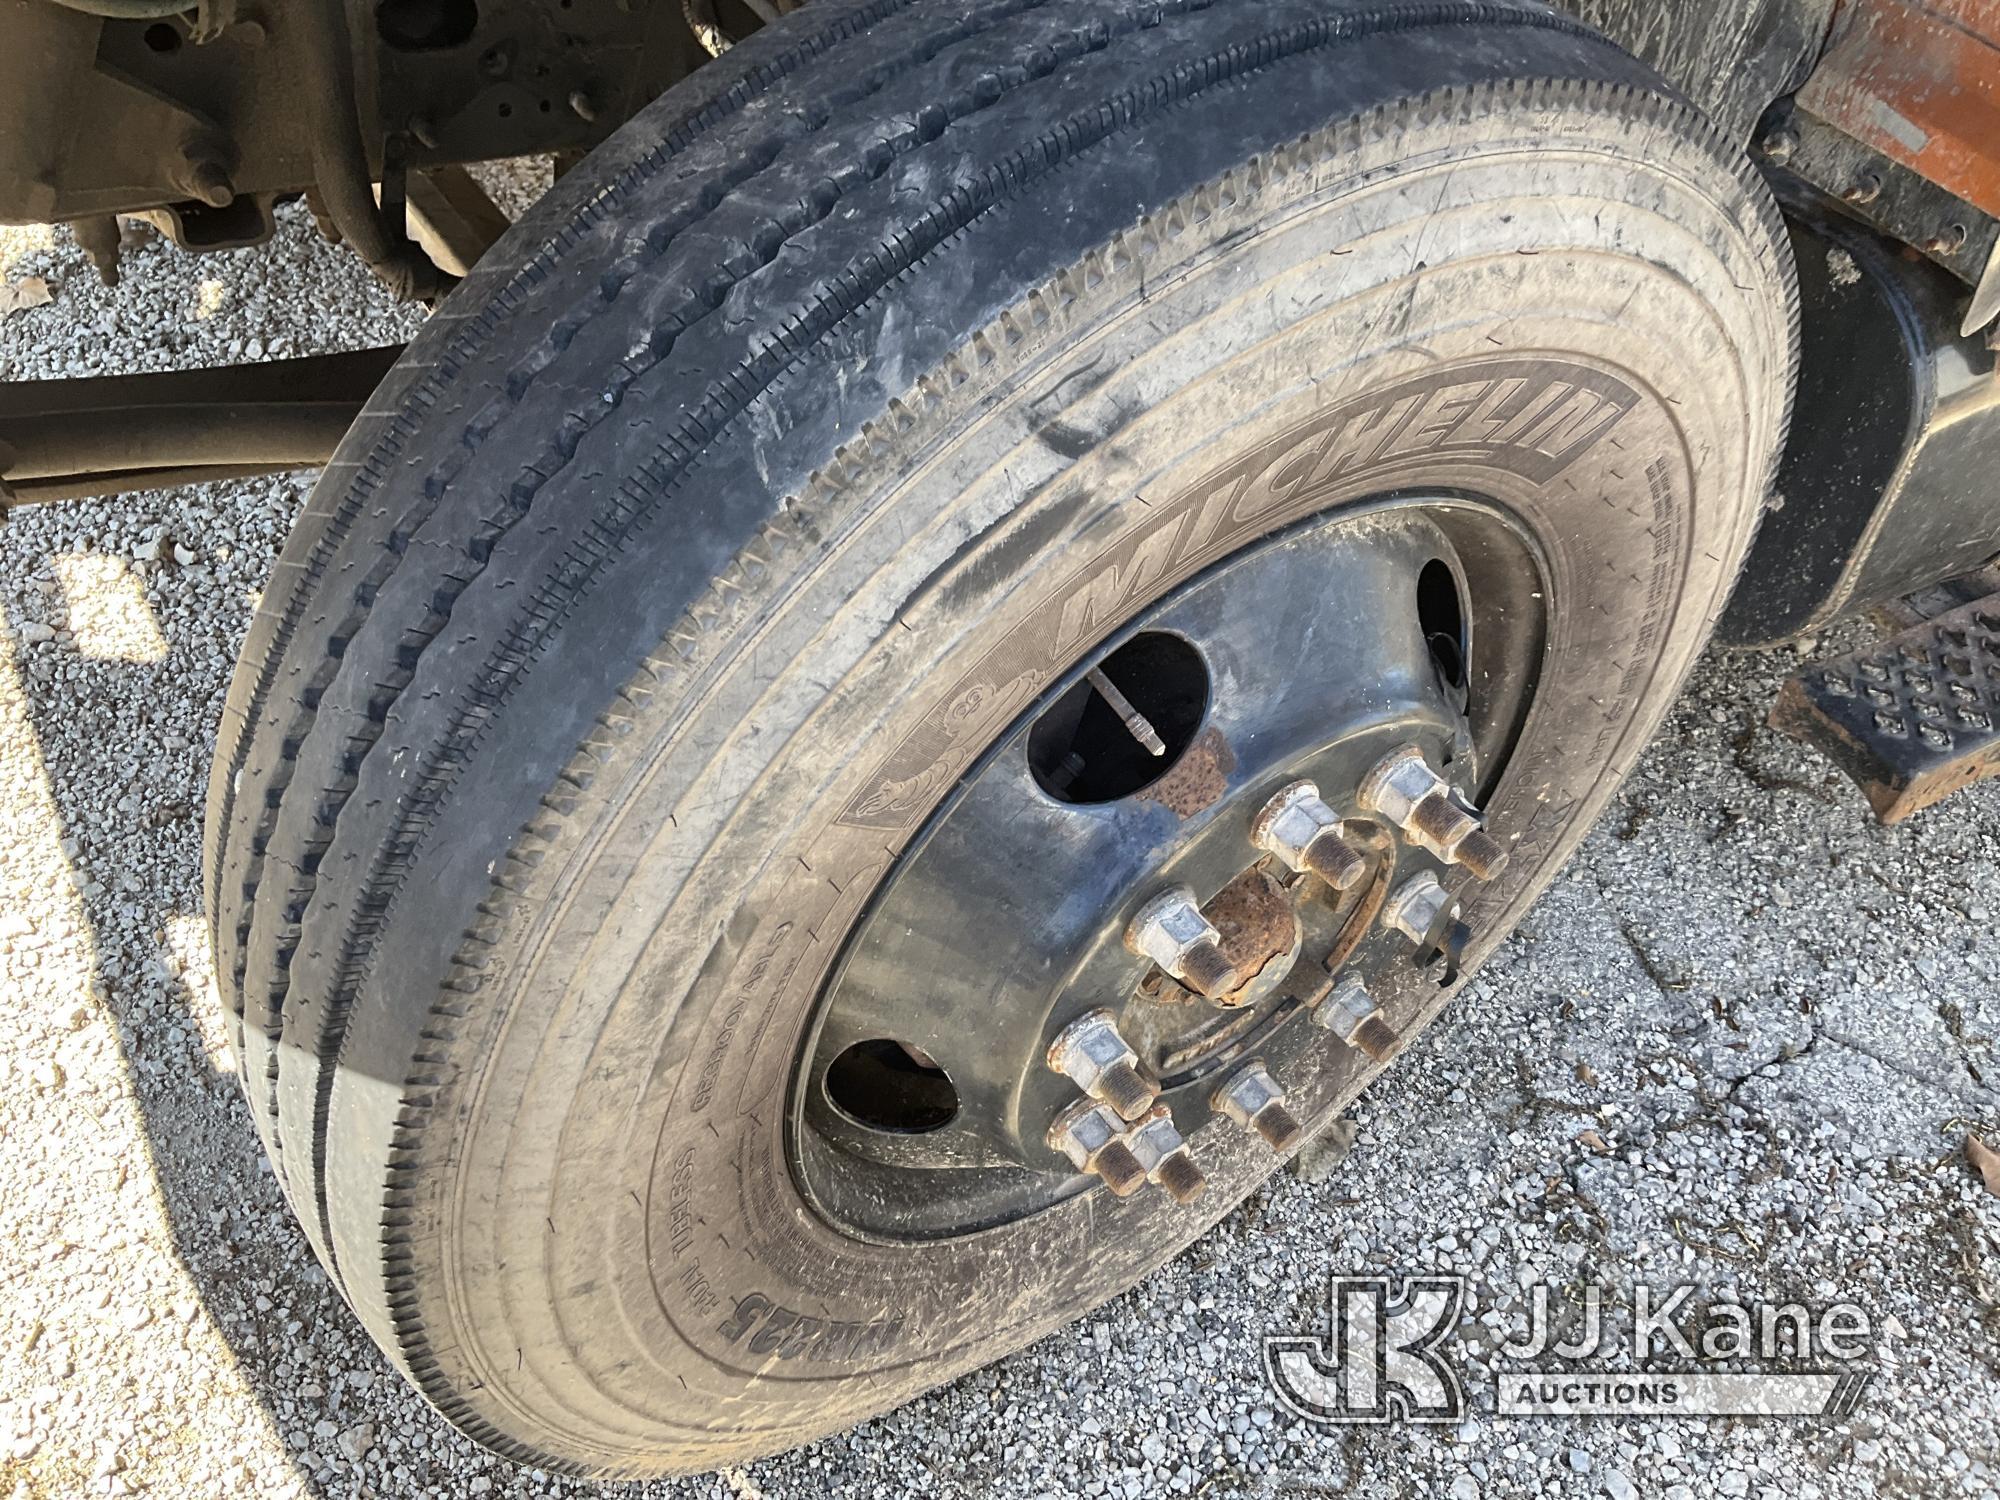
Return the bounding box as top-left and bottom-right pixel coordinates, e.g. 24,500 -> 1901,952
1771,591 -> 2000,823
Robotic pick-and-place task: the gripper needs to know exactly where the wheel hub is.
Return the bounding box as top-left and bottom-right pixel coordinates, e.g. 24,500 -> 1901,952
793,501 -> 1534,1239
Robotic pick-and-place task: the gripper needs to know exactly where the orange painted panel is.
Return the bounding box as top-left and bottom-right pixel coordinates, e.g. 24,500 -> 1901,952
1798,0 -> 2000,218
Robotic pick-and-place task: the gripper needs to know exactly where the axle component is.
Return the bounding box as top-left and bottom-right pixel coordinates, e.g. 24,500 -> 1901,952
0,346 -> 400,507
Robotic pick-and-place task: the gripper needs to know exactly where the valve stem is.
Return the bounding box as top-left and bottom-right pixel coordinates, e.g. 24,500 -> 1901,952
1087,667 -> 1167,756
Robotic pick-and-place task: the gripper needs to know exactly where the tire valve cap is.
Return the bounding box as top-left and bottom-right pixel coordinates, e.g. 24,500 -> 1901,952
1250,780 -> 1367,891
1047,1008 -> 1156,1121
1358,746 -> 1509,880
1212,1061 -> 1304,1154
1315,974 -> 1399,1061
1125,886 -> 1240,999
1047,1098 -> 1150,1197
1122,1105 -> 1207,1205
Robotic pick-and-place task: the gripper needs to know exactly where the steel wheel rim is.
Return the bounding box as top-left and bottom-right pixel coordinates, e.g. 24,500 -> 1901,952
790,494 -> 1550,1242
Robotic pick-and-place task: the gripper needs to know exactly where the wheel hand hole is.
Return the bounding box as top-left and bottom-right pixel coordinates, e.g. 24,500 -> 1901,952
1027,631 -> 1209,804
1418,557 -> 1467,692
824,1039 -> 958,1133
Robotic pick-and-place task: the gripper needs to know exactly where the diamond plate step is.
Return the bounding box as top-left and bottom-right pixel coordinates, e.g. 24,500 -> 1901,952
1772,592 -> 2000,823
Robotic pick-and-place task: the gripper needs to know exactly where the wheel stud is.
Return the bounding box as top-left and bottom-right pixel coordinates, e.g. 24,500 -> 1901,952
1358,745 -> 1509,879
1047,1008 -> 1157,1121
1047,1098 -> 1150,1196
1126,886 -> 1241,1000
1212,1061 -> 1303,1153
1123,1104 -> 1207,1204
1250,780 -> 1367,891
1314,974 -> 1398,1060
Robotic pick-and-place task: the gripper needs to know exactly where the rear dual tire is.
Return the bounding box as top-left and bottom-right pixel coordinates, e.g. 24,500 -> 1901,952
206,0 -> 1794,1474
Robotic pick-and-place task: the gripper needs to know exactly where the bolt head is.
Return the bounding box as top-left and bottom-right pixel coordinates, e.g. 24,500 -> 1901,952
1212,1059 -> 1285,1125
1126,885 -> 1222,972
1316,975 -> 1378,1038
1046,1097 -> 1124,1166
1121,1104 -> 1186,1173
1047,1008 -> 1136,1085
1358,745 -> 1448,827
1253,780 -> 1366,890
1382,871 -> 1454,944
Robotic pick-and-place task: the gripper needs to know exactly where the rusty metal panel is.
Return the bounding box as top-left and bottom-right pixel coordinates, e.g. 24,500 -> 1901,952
1772,591 -> 2000,821
1797,0 -> 2000,222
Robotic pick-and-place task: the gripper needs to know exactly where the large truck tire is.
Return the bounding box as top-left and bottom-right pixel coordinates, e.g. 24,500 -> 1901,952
205,0 -> 1795,1475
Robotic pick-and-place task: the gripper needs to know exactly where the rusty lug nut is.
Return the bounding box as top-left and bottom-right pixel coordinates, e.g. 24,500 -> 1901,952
1315,974 -> 1399,1060
1358,745 -> 1509,879
1123,1105 -> 1207,1205
1047,1098 -> 1150,1197
1406,797 -> 1510,881
1212,1061 -> 1304,1153
1250,780 -> 1367,891
1047,1008 -> 1157,1122
1126,885 -> 1239,999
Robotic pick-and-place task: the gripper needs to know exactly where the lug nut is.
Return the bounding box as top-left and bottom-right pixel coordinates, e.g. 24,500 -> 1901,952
1123,1104 -> 1206,1204
1047,1008 -> 1156,1121
1382,870 -> 1457,945
1212,1061 -> 1304,1153
1250,780 -> 1367,890
1126,886 -> 1240,999
1358,745 -> 1509,879
1047,1098 -> 1150,1196
1314,974 -> 1399,1060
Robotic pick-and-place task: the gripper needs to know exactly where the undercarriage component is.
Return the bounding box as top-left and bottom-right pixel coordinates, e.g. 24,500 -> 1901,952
1789,0 -> 2000,305
0,346 -> 398,507
0,0 -> 702,282
1717,201 -> 2000,647
1773,588 -> 2000,821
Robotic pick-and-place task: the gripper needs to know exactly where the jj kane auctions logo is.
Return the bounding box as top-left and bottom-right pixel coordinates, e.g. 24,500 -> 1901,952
1265,1276 -> 1875,1423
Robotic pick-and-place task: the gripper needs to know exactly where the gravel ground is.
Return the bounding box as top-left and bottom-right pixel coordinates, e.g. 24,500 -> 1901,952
2,186 -> 1998,1500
